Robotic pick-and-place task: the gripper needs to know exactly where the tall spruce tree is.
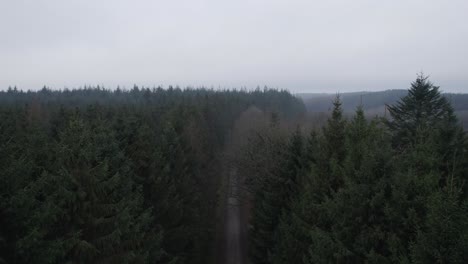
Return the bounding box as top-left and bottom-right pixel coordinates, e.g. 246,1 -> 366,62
386,74 -> 466,184
270,129 -> 318,264
247,124 -> 288,264
266,97 -> 347,264
385,76 -> 468,263
269,128 -> 305,264
322,95 -> 347,192
315,107 -> 392,262
387,74 -> 458,149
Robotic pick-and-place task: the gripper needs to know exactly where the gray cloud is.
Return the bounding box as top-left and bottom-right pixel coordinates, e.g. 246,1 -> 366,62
1,0 -> 467,92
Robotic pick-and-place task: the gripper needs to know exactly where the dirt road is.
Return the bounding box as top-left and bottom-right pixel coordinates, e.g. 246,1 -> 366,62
225,169 -> 243,264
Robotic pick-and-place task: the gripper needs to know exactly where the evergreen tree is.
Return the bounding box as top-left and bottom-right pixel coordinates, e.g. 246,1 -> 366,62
321,95 -> 347,192
316,107 -> 391,262
269,128 -> 306,264
262,98 -> 347,264
155,122 -> 201,263
0,108 -> 46,263
385,76 -> 468,262
247,127 -> 287,264
20,114 -> 160,263
323,95 -> 347,163
387,74 -> 458,149
386,75 -> 466,188
410,189 -> 468,263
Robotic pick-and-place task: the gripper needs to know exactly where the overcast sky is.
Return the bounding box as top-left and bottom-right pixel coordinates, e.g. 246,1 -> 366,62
1,0 -> 467,93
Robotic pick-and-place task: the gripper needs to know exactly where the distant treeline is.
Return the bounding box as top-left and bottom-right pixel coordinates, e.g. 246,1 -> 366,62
243,76 -> 468,263
0,86 -> 305,264
299,89 -> 468,112
299,89 -> 468,129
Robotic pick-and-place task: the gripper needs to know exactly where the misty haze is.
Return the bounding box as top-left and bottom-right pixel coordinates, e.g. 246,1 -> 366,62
1,1 -> 468,264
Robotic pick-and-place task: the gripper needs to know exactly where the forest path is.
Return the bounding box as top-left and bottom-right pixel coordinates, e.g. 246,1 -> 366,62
225,168 -> 243,264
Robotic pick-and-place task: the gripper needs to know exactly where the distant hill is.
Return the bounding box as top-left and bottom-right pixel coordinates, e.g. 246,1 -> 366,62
298,90 -> 468,129
297,90 -> 407,113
